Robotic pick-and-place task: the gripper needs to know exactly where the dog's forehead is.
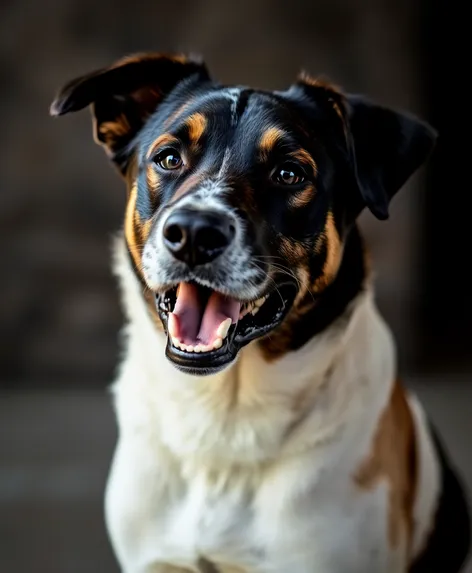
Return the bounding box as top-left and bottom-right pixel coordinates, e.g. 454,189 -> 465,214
140,86 -> 307,156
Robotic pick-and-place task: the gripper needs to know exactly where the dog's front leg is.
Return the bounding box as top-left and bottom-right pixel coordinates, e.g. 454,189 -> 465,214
105,437 -> 190,573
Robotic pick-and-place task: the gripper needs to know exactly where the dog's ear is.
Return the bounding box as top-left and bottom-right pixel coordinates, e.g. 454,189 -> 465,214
50,53 -> 210,173
296,76 -> 437,220
344,95 -> 437,219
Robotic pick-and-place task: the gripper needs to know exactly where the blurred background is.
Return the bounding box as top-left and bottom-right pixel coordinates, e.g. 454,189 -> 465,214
0,0 -> 470,571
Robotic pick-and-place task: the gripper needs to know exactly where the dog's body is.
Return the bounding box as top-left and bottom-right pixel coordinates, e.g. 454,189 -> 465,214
51,53 -> 470,572
106,241 -> 435,573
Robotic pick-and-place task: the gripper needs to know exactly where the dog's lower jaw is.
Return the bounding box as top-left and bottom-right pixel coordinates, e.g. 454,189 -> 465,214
166,354 -> 237,376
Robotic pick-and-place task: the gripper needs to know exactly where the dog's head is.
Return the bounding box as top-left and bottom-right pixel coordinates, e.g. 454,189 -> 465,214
51,53 -> 436,375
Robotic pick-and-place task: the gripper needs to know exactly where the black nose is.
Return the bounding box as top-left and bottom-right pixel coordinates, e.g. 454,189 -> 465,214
163,208 -> 236,266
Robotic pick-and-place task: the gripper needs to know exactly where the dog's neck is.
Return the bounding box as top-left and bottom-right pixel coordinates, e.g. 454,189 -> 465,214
112,234 -> 394,469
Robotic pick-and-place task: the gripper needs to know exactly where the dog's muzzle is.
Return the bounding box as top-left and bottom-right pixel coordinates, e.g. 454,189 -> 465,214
152,207 -> 298,375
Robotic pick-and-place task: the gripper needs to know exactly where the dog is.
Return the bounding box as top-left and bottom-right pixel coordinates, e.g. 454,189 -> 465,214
50,53 -> 470,572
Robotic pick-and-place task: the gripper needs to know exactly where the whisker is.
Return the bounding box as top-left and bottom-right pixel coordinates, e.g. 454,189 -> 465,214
248,262 -> 286,306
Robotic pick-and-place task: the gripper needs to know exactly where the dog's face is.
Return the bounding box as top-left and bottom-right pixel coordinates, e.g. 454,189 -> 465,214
51,53 -> 436,375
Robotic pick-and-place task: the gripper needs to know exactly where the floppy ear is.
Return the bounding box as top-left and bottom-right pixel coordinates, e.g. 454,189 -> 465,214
345,95 -> 437,220
50,53 -> 210,172
295,75 -> 437,220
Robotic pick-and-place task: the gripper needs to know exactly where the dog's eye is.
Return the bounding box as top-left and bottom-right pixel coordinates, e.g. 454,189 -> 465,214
153,150 -> 183,170
272,163 -> 305,185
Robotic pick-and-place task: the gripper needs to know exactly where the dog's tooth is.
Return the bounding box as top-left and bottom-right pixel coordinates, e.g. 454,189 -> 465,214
216,318 -> 232,339
212,337 -> 223,350
171,337 -> 181,349
255,297 -> 266,308
185,344 -> 195,353
168,314 -> 179,339
251,306 -> 260,316
194,344 -> 203,353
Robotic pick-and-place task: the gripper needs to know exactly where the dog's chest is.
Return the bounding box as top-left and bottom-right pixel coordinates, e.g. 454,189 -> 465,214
107,444 -> 398,573
160,470 -> 259,570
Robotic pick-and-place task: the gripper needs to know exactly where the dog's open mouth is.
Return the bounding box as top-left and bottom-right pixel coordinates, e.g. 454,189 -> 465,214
156,281 -> 297,374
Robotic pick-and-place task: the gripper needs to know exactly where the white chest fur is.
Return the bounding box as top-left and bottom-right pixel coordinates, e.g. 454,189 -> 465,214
104,241 -> 409,572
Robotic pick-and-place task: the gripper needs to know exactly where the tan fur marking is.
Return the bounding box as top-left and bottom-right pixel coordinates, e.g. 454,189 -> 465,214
146,165 -> 160,196
331,100 -> 345,123
115,53 -> 188,67
289,149 -> 318,175
298,73 -> 348,136
313,212 -> 343,292
125,186 -> 154,271
279,239 -> 311,304
164,100 -> 193,129
298,72 -> 343,95
186,112 -> 207,147
146,133 -> 179,159
289,184 -> 316,209
354,380 -> 417,551
172,170 -> 206,202
259,127 -> 285,161
98,113 -> 132,141
91,105 -> 130,156
125,184 -> 140,268
280,237 -> 308,264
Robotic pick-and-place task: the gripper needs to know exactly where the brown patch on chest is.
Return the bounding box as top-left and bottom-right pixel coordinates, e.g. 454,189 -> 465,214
354,380 -> 417,552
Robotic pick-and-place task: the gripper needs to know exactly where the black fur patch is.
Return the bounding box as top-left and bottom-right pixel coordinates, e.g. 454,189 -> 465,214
409,424 -> 470,572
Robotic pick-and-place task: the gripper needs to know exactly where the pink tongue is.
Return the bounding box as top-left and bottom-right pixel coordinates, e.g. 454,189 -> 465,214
170,283 -> 241,346
172,283 -> 201,342
199,291 -> 241,344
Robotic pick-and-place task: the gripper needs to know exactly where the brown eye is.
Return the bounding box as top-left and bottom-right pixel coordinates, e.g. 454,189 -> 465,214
273,163 -> 305,185
154,150 -> 183,170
